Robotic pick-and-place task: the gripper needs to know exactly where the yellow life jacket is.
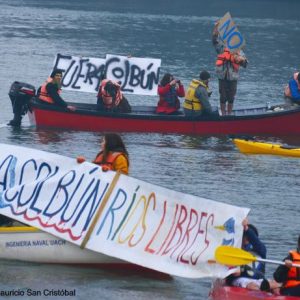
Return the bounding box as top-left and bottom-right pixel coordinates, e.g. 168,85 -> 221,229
183,79 -> 208,111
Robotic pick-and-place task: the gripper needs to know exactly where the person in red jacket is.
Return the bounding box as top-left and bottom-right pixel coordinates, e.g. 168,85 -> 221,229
156,73 -> 185,114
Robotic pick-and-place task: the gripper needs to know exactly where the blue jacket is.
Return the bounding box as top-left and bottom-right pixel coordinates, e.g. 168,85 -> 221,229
242,227 -> 267,279
289,79 -> 300,102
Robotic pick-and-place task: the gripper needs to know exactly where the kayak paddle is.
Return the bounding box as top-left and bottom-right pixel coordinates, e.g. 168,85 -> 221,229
215,245 -> 300,268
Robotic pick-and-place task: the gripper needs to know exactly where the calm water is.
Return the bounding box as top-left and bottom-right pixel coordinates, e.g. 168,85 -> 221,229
0,0 -> 300,299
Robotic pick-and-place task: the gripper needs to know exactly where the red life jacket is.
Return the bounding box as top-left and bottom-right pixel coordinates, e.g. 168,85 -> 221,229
39,77 -> 61,104
97,79 -> 122,108
93,151 -> 123,172
216,48 -> 240,72
284,72 -> 300,98
284,250 -> 300,288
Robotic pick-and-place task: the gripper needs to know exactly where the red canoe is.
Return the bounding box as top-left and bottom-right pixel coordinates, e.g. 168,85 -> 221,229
210,280 -> 299,300
28,98 -> 300,136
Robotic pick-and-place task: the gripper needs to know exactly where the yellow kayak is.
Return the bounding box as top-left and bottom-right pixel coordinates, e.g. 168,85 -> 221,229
233,139 -> 300,157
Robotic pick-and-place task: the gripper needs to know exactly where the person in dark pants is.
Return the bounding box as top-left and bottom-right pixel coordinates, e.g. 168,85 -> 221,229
273,235 -> 300,297
212,22 -> 248,116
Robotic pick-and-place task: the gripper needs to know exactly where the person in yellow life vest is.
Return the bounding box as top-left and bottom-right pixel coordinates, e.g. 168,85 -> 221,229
38,69 -> 76,111
273,235 -> 300,297
97,79 -> 131,113
183,70 -> 213,117
284,72 -> 300,106
77,133 -> 129,175
212,22 -> 248,116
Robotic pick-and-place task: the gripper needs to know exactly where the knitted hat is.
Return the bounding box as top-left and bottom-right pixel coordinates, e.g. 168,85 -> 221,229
50,69 -> 63,78
199,70 -> 211,81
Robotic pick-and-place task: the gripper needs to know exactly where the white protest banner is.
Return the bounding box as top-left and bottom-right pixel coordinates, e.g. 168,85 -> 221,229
105,54 -> 161,96
52,54 -> 106,93
217,12 -> 245,52
0,144 -> 249,278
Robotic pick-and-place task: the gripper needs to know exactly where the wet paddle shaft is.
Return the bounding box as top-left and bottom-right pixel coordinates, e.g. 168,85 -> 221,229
215,246 -> 300,268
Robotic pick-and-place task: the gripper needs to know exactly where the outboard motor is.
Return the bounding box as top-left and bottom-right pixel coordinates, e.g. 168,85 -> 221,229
8,81 -> 36,127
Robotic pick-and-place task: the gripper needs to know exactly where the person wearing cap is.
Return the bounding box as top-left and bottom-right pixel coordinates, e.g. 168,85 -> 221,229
212,22 -> 248,115
284,72 -> 300,106
38,69 -> 76,111
183,70 -> 213,117
273,235 -> 300,296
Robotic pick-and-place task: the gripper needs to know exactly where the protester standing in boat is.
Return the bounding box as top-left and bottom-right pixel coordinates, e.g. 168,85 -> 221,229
38,69 -> 76,111
77,133 -> 129,175
97,79 -> 131,113
156,73 -> 185,114
284,72 -> 300,106
183,70 -> 213,117
212,22 -> 248,116
226,219 -> 270,291
273,235 -> 300,297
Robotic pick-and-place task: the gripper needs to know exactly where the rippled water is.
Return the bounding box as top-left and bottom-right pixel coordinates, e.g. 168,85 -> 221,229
0,0 -> 300,299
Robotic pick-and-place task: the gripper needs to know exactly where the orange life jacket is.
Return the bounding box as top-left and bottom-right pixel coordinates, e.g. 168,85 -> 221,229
97,79 -> 122,108
93,151 -> 123,172
216,48 -> 240,72
38,77 -> 61,104
284,72 -> 300,98
284,250 -> 300,288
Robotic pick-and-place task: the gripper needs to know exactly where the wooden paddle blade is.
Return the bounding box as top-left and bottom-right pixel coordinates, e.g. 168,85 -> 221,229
215,245 -> 257,266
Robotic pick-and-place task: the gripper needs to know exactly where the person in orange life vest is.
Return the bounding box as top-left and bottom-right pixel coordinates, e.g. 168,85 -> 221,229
284,72 -> 300,105
97,79 -> 131,113
77,133 -> 129,175
156,73 -> 185,114
212,22 -> 248,116
38,69 -> 76,111
273,235 -> 300,297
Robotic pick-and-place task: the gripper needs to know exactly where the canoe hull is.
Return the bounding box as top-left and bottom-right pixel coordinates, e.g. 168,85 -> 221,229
0,227 -> 126,266
234,139 -> 300,157
210,280 -> 299,300
28,100 -> 300,136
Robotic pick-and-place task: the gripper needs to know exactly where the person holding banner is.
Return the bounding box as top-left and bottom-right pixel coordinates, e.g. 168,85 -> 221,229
156,73 -> 185,114
97,79 -> 131,113
77,133 -> 129,175
183,70 -> 213,117
273,235 -> 300,296
212,22 -> 248,116
38,69 -> 76,111
284,72 -> 300,106
226,219 -> 271,291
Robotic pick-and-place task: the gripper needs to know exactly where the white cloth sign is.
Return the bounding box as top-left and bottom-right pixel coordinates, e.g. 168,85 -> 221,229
105,54 -> 161,96
53,54 -> 106,93
52,54 -> 161,96
0,144 -> 249,278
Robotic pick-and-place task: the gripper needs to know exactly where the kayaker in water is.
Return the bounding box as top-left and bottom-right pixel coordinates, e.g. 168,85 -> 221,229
183,70 -> 214,117
156,73 -> 185,114
97,79 -> 131,113
273,235 -> 300,297
77,133 -> 129,175
284,72 -> 300,106
38,69 -> 76,111
212,21 -> 248,116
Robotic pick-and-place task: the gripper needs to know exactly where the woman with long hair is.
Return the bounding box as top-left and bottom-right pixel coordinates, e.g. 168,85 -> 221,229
156,73 -> 185,114
77,133 -> 129,174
